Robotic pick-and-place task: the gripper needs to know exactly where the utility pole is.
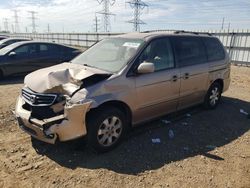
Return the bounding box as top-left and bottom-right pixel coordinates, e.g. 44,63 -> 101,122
12,9 -> 20,33
47,24 -> 50,33
96,0 -> 116,32
3,18 -> 9,32
28,11 -> 38,33
221,17 -> 225,30
126,0 -> 148,32
228,22 -> 231,32
11,24 -> 14,33
93,15 -> 100,33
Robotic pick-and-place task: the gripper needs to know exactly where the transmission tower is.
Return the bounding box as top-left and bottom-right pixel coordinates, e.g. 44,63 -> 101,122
126,0 -> 148,32
28,11 -> 38,33
93,15 -> 101,33
3,18 -> 9,32
96,0 -> 116,32
12,10 -> 20,33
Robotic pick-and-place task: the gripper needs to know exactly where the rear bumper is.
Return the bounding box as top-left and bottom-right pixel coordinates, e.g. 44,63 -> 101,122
15,96 -> 91,144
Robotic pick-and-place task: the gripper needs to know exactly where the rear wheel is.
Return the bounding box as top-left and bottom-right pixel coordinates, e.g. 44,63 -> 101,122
87,107 -> 128,153
204,82 -> 222,109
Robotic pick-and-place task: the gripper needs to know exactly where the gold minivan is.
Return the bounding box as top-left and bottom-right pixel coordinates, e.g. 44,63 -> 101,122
15,31 -> 230,152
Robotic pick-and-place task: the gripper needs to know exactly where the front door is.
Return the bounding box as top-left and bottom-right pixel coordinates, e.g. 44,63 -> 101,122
133,37 -> 181,123
4,44 -> 40,76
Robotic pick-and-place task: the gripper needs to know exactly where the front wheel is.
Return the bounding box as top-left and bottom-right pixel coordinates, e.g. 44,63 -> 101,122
87,107 -> 128,153
204,82 -> 222,109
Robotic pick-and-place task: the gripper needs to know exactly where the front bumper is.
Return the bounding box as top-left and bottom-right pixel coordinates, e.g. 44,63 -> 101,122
15,96 -> 91,144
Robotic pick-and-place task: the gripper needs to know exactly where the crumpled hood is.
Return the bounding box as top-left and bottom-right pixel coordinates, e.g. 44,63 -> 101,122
24,62 -> 109,95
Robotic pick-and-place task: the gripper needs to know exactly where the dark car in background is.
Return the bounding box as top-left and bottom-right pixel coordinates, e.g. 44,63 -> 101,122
0,41 -> 81,79
0,38 -> 30,49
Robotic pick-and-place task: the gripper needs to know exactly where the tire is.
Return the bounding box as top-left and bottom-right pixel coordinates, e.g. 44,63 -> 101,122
87,106 -> 128,153
204,82 -> 222,109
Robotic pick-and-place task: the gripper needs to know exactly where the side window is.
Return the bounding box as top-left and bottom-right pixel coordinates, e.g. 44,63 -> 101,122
172,37 -> 207,67
5,41 -> 13,45
49,44 -> 60,54
39,44 -> 61,56
139,38 -> 174,71
13,44 -> 38,55
203,37 -> 225,61
56,45 -> 67,57
40,44 -> 49,52
13,45 -> 29,54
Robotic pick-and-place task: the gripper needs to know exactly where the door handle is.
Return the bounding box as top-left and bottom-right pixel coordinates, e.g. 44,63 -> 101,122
171,75 -> 178,82
183,73 -> 189,79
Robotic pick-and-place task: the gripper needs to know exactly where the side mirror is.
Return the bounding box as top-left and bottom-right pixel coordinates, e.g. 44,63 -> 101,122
8,52 -> 16,57
137,61 -> 155,74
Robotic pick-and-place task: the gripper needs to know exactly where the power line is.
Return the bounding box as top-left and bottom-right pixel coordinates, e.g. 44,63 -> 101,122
3,18 -> 9,32
28,11 -> 38,33
12,9 -> 20,33
126,0 -> 148,32
96,0 -> 116,32
11,24 -> 14,33
221,17 -> 225,30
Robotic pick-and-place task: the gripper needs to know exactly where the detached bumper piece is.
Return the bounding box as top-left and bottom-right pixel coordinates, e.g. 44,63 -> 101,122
15,96 -> 91,144
17,115 -> 59,144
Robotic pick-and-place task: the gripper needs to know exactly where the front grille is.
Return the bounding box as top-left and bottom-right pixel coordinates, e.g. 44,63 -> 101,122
22,88 -> 57,107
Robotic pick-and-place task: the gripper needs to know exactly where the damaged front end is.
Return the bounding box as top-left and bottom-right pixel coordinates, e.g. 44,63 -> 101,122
15,88 -> 92,144
15,63 -> 111,144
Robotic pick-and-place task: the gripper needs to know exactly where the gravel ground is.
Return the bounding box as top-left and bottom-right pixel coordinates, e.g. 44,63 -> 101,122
0,65 -> 249,188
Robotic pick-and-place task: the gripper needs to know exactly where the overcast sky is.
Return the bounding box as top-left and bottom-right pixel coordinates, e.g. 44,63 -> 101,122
0,0 -> 250,33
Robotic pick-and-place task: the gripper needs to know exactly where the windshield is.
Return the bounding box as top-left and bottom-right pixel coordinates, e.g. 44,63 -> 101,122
72,38 -> 144,73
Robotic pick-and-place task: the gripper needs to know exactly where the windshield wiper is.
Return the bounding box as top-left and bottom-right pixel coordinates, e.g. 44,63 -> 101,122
70,62 -> 96,69
83,63 -> 95,68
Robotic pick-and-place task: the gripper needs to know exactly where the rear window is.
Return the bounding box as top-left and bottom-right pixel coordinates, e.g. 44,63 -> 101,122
202,37 -> 225,61
172,36 -> 207,67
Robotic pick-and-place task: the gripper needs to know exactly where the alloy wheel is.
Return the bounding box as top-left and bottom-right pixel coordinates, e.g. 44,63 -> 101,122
97,116 -> 122,147
209,87 -> 220,106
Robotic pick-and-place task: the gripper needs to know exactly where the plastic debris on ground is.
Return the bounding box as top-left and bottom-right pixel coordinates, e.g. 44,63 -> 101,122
161,119 -> 171,124
183,147 -> 189,151
168,129 -> 174,139
186,113 -> 191,117
240,109 -> 248,115
151,138 -> 161,144
182,122 -> 188,126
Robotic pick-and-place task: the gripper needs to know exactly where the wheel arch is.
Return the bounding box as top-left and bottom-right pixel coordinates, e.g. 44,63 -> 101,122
87,100 -> 132,126
212,79 -> 224,91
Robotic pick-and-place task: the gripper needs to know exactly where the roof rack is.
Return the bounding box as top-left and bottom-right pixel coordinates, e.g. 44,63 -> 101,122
174,30 -> 213,36
141,30 -> 213,36
141,29 -> 176,33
